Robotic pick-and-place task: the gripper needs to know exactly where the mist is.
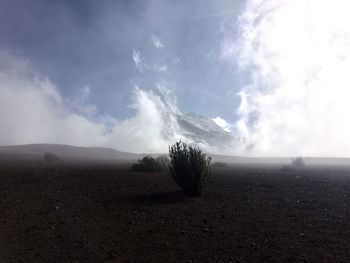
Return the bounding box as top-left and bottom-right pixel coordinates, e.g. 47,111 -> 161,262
226,0 -> 350,157
0,50 -> 184,153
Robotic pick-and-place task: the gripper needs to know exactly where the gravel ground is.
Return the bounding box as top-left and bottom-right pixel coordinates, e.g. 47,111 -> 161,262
1,159 -> 350,262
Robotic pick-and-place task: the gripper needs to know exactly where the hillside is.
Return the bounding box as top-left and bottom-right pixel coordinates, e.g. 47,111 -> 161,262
0,144 -> 140,161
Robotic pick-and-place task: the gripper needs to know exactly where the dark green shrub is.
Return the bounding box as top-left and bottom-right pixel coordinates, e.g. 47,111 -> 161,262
131,155 -> 164,172
168,141 -> 211,197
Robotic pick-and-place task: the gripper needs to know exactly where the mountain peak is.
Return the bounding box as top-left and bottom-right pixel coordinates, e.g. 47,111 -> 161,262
175,112 -> 235,154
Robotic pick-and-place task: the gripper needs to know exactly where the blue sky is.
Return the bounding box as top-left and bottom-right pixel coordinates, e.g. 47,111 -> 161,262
0,0 -> 244,120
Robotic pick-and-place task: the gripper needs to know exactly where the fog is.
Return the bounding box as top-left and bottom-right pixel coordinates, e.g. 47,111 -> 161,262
224,0 -> 350,157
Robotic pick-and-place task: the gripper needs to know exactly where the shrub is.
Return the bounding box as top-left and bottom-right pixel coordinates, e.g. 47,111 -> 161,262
281,157 -> 305,172
281,164 -> 294,172
168,141 -> 211,197
43,152 -> 59,162
291,156 -> 305,168
131,155 -> 164,172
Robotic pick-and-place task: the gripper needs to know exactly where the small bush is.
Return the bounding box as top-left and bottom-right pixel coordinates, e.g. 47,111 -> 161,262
281,165 -> 294,172
43,152 -> 59,162
131,156 -> 164,172
281,157 -> 305,172
291,156 -> 305,168
168,141 -> 211,197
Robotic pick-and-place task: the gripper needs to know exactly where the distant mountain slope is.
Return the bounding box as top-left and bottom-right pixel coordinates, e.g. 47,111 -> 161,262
0,114 -> 236,159
0,144 -> 140,160
176,113 -> 235,154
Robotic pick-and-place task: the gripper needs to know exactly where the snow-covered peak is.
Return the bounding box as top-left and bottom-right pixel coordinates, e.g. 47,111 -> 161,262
175,112 -> 235,154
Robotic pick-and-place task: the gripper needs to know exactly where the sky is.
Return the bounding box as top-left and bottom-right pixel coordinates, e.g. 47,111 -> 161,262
1,0 -> 350,156
0,0 -> 243,120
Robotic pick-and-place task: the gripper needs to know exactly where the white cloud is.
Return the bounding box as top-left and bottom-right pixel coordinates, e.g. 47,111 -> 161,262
108,86 -> 183,152
132,49 -> 143,72
0,50 -> 185,153
225,0 -> 350,157
70,85 -> 97,115
150,34 -> 164,49
154,65 -> 168,73
80,85 -> 91,102
212,117 -> 231,132
173,57 -> 181,64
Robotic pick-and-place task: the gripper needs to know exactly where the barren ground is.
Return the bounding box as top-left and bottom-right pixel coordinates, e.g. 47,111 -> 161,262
1,158 -> 350,262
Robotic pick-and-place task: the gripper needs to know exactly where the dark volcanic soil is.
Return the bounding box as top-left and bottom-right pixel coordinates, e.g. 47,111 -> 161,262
1,159 -> 350,262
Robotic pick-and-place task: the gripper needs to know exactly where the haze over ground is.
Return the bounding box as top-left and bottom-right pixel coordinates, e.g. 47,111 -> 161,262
0,0 -> 349,157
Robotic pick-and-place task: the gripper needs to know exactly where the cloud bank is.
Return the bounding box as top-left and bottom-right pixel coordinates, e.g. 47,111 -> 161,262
0,50 -> 183,153
150,34 -> 164,49
226,0 -> 350,157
